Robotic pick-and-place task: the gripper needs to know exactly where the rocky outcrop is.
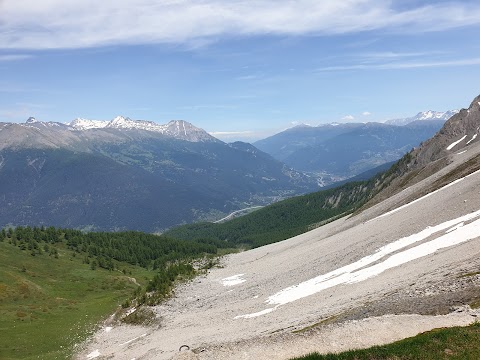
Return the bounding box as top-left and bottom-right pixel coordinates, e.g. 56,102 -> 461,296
410,95 -> 480,167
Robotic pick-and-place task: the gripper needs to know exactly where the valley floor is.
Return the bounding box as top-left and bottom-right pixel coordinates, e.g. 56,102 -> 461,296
77,147 -> 480,360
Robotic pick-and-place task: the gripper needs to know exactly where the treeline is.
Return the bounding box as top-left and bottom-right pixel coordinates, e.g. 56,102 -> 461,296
1,226 -> 229,304
166,179 -> 378,248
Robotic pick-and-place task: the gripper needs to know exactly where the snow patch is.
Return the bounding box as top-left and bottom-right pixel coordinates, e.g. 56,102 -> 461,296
446,135 -> 467,150
456,150 -> 467,155
120,334 -> 147,346
466,134 -> 477,145
86,349 -> 101,359
124,307 -> 136,317
235,307 -> 276,319
70,118 -> 109,130
236,209 -> 480,318
368,168 -> 480,222
221,274 -> 246,287
267,210 -> 480,307
105,326 -> 112,333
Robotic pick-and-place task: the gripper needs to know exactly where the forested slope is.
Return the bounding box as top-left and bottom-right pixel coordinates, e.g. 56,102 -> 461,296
165,180 -> 378,248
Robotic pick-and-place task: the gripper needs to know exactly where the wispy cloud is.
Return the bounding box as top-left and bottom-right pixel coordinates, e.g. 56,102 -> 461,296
362,111 -> 371,116
0,54 -> 33,61
1,1 -> 480,49
210,131 -> 254,136
0,102 -> 51,121
317,57 -> 480,72
236,74 -> 261,81
210,128 -> 279,142
0,82 -> 41,93
342,115 -> 355,121
180,104 -> 236,111
359,51 -> 444,60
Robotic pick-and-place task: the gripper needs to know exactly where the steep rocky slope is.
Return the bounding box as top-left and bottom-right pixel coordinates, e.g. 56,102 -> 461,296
363,94 -> 480,210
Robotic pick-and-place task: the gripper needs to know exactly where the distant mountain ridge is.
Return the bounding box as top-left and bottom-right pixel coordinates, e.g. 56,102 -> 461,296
254,118 -> 446,184
0,117 -> 318,232
16,116 -> 218,143
385,110 -> 459,126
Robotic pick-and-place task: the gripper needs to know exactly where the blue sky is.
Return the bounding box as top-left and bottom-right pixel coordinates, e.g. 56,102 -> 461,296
1,0 -> 480,142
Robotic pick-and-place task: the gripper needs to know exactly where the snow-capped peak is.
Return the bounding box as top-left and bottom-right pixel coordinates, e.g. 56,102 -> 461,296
68,116 -> 217,142
385,109 -> 459,126
26,117 -> 38,124
106,115 -> 138,128
415,110 -> 459,121
69,118 -> 109,130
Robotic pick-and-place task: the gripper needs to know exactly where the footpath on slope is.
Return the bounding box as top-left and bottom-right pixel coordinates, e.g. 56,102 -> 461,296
172,309 -> 480,360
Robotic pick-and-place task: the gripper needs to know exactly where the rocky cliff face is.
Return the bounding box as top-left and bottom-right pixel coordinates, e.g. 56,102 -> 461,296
361,94 -> 480,211
410,95 -> 480,167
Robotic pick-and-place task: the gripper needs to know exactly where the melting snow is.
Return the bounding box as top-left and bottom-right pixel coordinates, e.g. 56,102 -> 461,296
446,135 -> 467,150
86,349 -> 101,359
124,307 -> 136,317
120,334 -> 147,346
221,274 -> 246,286
236,210 -> 480,319
466,134 -> 477,145
368,168 -> 480,222
235,307 -> 276,319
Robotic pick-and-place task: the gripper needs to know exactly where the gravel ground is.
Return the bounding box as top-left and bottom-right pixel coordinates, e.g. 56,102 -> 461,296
76,146 -> 480,360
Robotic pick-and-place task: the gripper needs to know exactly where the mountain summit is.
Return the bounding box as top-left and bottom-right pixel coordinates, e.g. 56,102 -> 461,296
68,116 -> 217,142
385,110 -> 459,126
410,95 -> 480,166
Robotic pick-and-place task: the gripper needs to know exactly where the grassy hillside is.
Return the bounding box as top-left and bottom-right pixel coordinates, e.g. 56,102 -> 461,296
0,227 -> 228,360
166,180 -> 377,248
292,322 -> 480,360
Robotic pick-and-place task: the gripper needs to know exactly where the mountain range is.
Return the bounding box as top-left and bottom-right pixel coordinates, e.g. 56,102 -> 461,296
0,106 -> 463,232
0,117 -> 317,232
254,118 -> 449,182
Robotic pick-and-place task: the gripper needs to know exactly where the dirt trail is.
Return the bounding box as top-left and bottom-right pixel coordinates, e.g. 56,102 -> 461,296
173,309 -> 480,360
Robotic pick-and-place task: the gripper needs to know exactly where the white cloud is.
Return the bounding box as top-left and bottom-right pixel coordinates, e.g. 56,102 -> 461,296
342,115 -> 355,121
1,1 -> 480,49
209,131 -> 254,136
0,54 -> 33,61
180,104 -> 236,111
210,128 -> 279,142
362,111 -> 371,116
316,58 -> 480,72
0,102 -> 51,122
236,75 -> 260,81
359,51 -> 443,59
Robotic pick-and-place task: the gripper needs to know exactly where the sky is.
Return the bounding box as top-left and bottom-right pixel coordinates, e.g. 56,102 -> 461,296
0,0 -> 480,142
